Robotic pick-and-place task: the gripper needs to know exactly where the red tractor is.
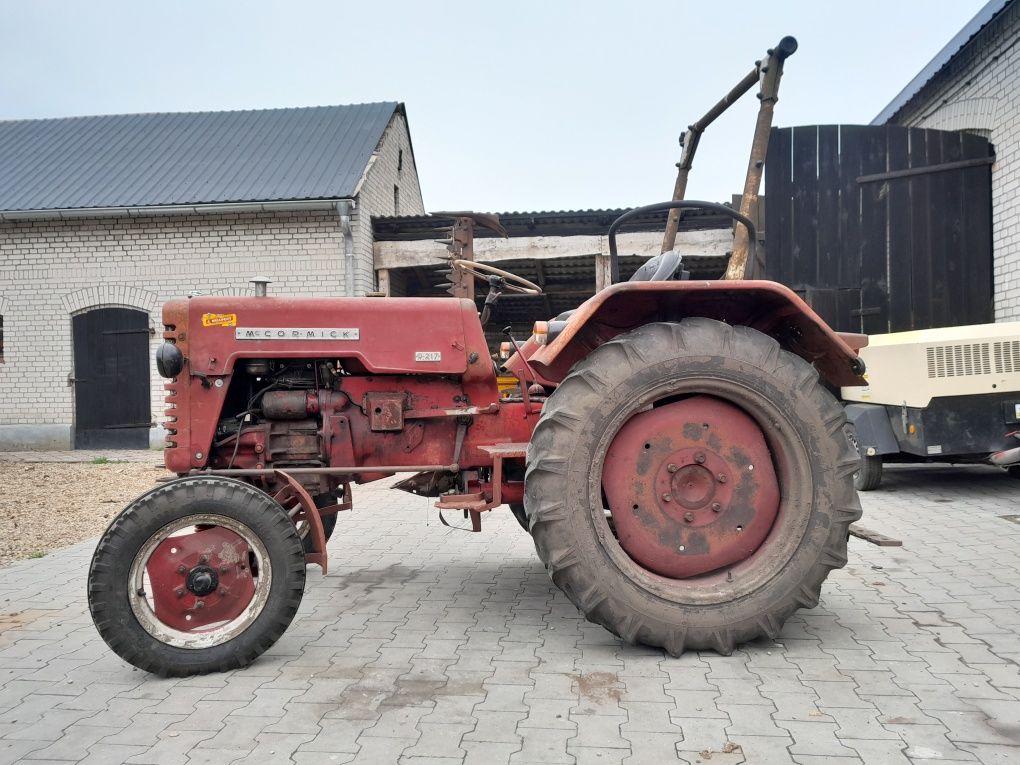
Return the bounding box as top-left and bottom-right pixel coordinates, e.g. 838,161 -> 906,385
87,38 -> 868,676
87,198 -> 866,675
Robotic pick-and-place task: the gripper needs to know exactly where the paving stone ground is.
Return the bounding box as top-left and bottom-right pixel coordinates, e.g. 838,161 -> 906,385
0,463 -> 1018,764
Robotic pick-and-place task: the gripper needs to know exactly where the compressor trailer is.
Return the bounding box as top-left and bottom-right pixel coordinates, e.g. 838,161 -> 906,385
843,322 -> 1020,490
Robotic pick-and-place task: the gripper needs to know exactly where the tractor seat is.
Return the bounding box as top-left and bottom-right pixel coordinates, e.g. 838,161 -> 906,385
547,252 -> 690,326
628,250 -> 689,281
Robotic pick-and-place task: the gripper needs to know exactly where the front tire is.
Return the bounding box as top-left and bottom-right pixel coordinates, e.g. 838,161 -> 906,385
88,476 -> 306,676
524,319 -> 861,655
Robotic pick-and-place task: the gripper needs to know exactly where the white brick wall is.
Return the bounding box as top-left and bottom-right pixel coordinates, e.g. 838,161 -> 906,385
0,113 -> 424,449
353,112 -> 424,294
890,1 -> 1020,320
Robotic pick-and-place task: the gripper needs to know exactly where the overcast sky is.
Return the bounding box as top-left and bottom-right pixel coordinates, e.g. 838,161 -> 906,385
0,0 -> 986,213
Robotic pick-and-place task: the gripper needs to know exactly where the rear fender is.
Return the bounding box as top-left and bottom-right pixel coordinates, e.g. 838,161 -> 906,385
522,280 -> 867,388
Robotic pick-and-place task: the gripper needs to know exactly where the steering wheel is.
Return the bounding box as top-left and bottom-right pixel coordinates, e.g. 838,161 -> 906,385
452,260 -> 542,295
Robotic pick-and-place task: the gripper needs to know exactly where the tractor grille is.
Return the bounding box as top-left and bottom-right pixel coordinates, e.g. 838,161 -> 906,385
926,340 -> 1020,378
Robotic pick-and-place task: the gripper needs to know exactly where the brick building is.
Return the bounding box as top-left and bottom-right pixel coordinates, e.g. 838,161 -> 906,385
0,102 -> 423,449
873,0 -> 1019,320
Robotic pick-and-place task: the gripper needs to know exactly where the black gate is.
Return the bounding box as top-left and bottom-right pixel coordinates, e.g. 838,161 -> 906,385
72,307 -> 151,449
765,124 -> 994,334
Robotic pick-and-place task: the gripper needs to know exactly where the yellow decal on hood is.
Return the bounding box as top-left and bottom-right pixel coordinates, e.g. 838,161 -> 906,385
202,312 -> 237,327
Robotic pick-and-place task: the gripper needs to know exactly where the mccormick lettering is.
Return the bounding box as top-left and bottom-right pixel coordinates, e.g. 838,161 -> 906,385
235,327 -> 360,341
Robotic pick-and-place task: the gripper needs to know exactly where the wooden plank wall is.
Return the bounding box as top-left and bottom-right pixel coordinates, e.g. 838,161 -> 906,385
764,124 -> 994,334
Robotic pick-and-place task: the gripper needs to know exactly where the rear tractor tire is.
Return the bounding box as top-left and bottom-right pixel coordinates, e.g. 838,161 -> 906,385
509,503 -> 530,532
88,476 -> 306,676
299,492 -> 341,553
524,318 -> 861,655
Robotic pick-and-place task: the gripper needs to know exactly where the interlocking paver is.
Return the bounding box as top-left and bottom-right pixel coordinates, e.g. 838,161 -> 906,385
0,464 -> 1017,763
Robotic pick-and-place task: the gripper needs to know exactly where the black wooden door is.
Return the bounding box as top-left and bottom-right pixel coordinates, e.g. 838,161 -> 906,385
765,124 -> 993,334
72,307 -> 151,449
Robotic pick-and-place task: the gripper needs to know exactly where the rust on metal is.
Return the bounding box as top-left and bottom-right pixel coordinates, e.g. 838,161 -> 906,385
524,279 -> 867,387
366,392 -> 406,431
146,525 -> 255,631
661,36 -> 797,268
725,37 -> 798,280
273,471 -> 329,572
602,395 -> 779,578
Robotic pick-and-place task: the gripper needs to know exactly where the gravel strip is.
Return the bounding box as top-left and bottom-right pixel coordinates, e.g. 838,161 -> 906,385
0,461 -> 170,566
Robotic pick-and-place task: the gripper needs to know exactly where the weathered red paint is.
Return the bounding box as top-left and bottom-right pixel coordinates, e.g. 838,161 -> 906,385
602,396 -> 779,578
272,472 -> 329,573
146,525 -> 256,631
513,280 -> 868,388
160,280 -> 863,569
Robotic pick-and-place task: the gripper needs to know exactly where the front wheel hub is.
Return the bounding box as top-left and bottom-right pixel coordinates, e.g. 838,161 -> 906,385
602,395 -> 779,578
185,565 -> 220,597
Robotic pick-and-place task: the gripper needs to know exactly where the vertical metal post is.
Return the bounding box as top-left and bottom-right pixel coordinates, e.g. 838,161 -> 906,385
724,37 -> 797,280
661,68 -> 760,253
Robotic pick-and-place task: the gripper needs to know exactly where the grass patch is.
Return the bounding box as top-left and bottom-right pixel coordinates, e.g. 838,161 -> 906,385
90,457 -> 127,465
28,551 -> 46,559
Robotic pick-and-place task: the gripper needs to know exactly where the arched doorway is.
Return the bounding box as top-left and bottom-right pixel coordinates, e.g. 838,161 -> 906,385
72,307 -> 151,449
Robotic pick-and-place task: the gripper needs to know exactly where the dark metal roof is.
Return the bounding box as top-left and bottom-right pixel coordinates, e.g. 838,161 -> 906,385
0,102 -> 401,212
872,0 -> 1012,125
373,206 -> 734,240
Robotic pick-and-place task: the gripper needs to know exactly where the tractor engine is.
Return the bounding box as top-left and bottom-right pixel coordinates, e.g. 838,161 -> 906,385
208,359 -> 329,472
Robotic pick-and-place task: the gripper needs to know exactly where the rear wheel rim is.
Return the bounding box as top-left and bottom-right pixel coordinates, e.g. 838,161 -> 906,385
588,374 -> 814,605
602,395 -> 780,579
128,514 -> 272,649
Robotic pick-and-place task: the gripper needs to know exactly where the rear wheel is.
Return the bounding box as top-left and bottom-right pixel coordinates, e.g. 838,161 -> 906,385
88,476 -> 306,676
509,503 -> 530,532
524,319 -> 861,655
297,492 -> 341,553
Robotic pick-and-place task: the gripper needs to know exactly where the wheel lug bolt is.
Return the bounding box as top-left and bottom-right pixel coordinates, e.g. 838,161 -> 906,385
662,494 -> 672,502
199,555 -> 209,564
684,512 -> 695,523
175,587 -> 185,597
177,565 -> 187,574
667,463 -> 679,473
711,502 -> 722,512
695,453 -> 706,464
195,600 -> 205,609
219,565 -> 229,573
717,473 -> 728,483
218,588 -> 227,597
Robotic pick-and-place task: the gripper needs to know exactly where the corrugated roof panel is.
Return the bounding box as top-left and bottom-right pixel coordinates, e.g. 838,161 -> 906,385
0,102 -> 399,212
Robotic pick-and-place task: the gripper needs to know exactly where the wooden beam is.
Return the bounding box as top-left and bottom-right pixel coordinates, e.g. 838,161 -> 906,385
374,229 -> 731,272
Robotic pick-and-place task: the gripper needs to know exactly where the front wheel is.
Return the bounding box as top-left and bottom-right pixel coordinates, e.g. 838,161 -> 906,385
88,476 -> 306,676
525,319 -> 862,655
